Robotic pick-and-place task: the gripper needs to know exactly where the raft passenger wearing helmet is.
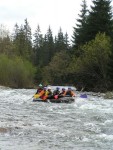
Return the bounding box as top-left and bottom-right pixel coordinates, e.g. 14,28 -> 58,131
59,88 -> 66,98
47,87 -> 53,99
53,87 -> 60,99
64,87 -> 76,97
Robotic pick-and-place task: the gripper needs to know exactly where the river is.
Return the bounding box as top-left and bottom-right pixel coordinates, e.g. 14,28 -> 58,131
0,86 -> 113,150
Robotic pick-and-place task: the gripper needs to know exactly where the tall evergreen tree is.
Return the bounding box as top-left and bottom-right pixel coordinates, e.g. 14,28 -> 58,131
64,32 -> 70,50
33,25 -> 43,49
46,26 -> 54,62
72,0 -> 88,49
55,27 -> 65,52
33,25 -> 43,65
40,26 -> 54,66
23,18 -> 32,60
85,0 -> 113,42
13,23 -> 19,39
13,19 -> 33,60
13,25 -> 26,57
12,23 -> 21,56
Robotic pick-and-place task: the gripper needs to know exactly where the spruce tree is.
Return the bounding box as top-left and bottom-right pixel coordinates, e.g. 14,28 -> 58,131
13,19 -> 33,60
33,25 -> 43,65
46,26 -> 54,62
64,32 -> 70,50
72,0 -> 88,49
85,0 -> 113,89
13,25 -> 26,57
55,27 -> 66,52
33,25 -> 43,49
23,18 -> 32,60
86,0 -> 113,42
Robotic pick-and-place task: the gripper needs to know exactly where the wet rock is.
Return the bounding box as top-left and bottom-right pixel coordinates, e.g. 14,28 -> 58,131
104,92 -> 113,99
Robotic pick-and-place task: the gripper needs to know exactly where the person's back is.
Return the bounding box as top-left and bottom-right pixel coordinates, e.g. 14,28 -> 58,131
59,88 -> 66,97
46,87 -> 53,99
40,87 -> 47,100
65,88 -> 75,97
36,84 -> 43,94
34,85 -> 45,99
53,87 -> 60,96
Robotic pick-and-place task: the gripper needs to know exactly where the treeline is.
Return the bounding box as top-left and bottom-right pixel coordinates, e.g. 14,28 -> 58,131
0,0 -> 113,92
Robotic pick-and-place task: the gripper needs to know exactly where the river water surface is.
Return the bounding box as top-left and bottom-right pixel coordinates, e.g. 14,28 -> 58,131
0,86 -> 113,150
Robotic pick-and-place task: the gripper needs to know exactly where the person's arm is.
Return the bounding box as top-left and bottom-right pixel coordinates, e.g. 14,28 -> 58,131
62,91 -> 66,96
71,91 -> 76,97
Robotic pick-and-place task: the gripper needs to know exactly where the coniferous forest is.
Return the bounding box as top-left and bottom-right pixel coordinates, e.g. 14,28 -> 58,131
0,0 -> 113,92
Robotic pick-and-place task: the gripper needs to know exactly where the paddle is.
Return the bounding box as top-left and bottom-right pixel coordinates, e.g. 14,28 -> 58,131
79,86 -> 87,98
27,96 -> 34,101
80,94 -> 87,98
34,93 -> 40,99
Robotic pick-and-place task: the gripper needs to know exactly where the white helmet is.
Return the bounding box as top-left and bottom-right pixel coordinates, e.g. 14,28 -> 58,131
48,87 -> 51,90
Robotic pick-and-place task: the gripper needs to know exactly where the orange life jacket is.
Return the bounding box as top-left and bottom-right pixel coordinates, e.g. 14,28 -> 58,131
64,90 -> 75,97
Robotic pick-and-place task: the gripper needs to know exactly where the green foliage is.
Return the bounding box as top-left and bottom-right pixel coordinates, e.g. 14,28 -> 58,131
107,44 -> 113,88
0,54 -> 36,88
1,11 -> 113,91
33,25 -> 44,65
72,0 -> 88,50
0,36 -> 14,56
42,51 -> 71,84
13,19 -> 32,61
85,0 -> 113,42
34,66 -> 43,84
45,26 -> 55,64
55,28 -> 68,52
73,33 -> 111,91
33,26 -> 56,67
72,0 -> 113,55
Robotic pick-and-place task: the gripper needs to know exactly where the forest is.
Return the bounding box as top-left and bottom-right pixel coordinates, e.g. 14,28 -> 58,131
0,0 -> 113,92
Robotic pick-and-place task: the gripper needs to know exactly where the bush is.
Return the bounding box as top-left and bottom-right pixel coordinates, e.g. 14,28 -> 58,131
0,54 -> 36,88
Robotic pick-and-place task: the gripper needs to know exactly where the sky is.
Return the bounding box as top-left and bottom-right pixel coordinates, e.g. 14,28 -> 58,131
0,0 -> 94,38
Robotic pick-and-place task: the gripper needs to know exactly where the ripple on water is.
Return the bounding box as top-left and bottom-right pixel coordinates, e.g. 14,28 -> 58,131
0,87 -> 113,150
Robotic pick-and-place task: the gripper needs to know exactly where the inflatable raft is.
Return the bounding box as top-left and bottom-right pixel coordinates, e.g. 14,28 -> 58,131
33,96 -> 75,103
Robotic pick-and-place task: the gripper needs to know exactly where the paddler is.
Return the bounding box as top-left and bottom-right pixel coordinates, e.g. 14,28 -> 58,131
35,83 -> 43,94
64,87 -> 76,97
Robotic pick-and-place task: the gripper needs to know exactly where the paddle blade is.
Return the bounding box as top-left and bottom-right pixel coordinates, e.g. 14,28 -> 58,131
80,94 -> 87,98
34,94 -> 40,98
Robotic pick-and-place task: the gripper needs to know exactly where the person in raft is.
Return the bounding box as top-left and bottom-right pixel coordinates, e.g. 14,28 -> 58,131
39,87 -> 47,100
40,87 -> 54,100
64,87 -> 76,97
53,87 -> 60,99
35,84 -> 43,94
46,87 -> 53,99
59,88 -> 66,97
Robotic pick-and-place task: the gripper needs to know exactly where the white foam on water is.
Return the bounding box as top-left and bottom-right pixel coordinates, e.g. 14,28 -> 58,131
79,103 -> 97,110
104,120 -> 113,124
97,133 -> 113,141
33,122 -> 47,128
0,87 -> 113,150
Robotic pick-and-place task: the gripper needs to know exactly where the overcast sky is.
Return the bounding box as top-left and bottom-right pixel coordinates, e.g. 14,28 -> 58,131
0,0 -> 95,38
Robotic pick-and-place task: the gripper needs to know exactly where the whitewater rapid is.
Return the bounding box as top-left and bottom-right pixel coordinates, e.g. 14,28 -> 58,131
0,86 -> 113,150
